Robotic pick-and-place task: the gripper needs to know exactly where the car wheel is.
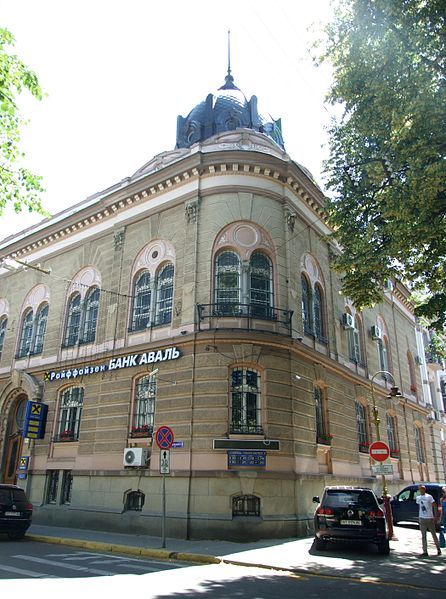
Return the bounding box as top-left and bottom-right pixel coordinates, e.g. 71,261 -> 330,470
315,537 -> 327,550
7,531 -> 25,541
378,539 -> 390,555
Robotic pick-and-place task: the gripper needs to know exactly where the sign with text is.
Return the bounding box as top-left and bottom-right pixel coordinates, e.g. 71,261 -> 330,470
160,450 -> 170,474
369,441 -> 390,463
22,401 -> 48,440
228,450 -> 266,467
372,463 -> 394,475
44,346 -> 181,382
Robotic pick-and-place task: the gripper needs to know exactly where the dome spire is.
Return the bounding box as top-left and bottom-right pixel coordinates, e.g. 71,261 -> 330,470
220,29 -> 237,90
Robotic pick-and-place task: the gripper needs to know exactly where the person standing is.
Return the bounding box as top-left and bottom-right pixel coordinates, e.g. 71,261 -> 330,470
416,485 -> 441,557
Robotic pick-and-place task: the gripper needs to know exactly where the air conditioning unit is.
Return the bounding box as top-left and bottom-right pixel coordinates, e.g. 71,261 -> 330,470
342,313 -> 355,330
415,355 -> 424,366
123,447 -> 148,467
371,325 -> 382,340
434,411 -> 442,422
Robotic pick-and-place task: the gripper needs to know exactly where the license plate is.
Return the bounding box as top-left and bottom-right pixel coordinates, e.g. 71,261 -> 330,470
340,519 -> 362,525
4,511 -> 21,517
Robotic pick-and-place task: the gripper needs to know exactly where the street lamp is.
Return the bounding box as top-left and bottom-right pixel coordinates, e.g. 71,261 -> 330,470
369,370 -> 402,540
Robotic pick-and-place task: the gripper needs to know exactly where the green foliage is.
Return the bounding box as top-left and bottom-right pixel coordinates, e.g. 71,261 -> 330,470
0,27 -> 47,217
319,0 -> 446,329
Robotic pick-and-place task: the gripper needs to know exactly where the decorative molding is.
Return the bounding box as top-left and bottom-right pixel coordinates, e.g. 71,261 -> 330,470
285,207 -> 297,232
113,230 -> 125,251
185,201 -> 199,223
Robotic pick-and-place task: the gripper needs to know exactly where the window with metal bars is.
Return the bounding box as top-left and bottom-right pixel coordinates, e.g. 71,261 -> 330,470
356,402 -> 370,452
63,288 -> 100,347
125,490 -> 145,511
315,386 -> 331,444
17,309 -> 33,357
46,470 -> 59,503
230,368 -> 262,434
215,251 -> 241,315
249,252 -> 273,319
155,263 -> 174,325
131,376 -> 156,437
81,287 -> 100,343
61,470 -> 73,504
56,387 -> 84,442
32,304 -> 48,354
130,264 -> 174,331
232,494 -> 261,517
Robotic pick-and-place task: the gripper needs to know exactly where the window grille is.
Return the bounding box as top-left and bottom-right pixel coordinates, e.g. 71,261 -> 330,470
64,293 -> 81,347
215,251 -> 241,313
125,490 -> 145,511
61,470 -> 73,505
56,387 -> 84,442
32,304 -> 48,354
249,252 -> 273,319
132,271 -> 152,331
230,368 -> 262,434
155,263 -> 174,325
46,470 -> 59,503
81,287 -> 100,343
18,309 -> 33,357
232,495 -> 261,517
131,376 -> 156,437
0,317 -> 7,361
356,402 -> 369,451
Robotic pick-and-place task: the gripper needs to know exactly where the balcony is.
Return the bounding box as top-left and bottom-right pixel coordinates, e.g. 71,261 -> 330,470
196,303 -> 293,336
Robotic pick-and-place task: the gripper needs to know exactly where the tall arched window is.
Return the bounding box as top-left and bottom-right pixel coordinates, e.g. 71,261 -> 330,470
17,309 -> 34,358
250,252 -> 273,318
63,293 -> 81,347
378,337 -> 389,374
355,402 -> 370,452
314,386 -> 330,444
155,263 -> 174,325
32,304 -> 48,354
230,367 -> 262,434
313,285 -> 325,342
0,316 -> 7,361
301,275 -> 312,335
215,251 -> 241,315
56,387 -> 84,442
347,313 -> 363,365
131,375 -> 157,437
386,413 -> 399,457
414,426 -> 425,463
131,271 -> 152,331
407,351 -> 417,394
81,287 -> 100,343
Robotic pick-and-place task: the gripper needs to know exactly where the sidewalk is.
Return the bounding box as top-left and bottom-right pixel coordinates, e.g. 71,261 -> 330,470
27,523 -> 446,591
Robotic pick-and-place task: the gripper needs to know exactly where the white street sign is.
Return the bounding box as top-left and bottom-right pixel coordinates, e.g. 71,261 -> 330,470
372,463 -> 394,475
160,449 -> 170,474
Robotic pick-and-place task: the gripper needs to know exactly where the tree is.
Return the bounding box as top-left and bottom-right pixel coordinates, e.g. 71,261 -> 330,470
0,27 -> 46,216
319,0 -> 446,329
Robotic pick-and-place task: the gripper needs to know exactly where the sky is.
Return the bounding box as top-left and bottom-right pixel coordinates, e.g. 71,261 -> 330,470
0,0 -> 335,239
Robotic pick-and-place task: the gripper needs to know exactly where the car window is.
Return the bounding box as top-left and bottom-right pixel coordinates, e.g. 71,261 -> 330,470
0,489 -> 12,503
324,490 -> 377,508
12,489 -> 27,502
397,490 -> 412,501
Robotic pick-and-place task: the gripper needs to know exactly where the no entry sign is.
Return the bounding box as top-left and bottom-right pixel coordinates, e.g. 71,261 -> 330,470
369,441 -> 390,462
155,425 -> 174,449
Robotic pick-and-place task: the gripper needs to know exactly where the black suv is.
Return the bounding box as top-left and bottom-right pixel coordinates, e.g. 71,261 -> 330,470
313,486 -> 390,554
0,484 -> 33,540
391,483 -> 444,531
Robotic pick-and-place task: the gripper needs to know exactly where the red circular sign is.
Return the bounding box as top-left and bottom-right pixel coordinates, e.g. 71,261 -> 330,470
155,425 -> 174,449
369,441 -> 390,462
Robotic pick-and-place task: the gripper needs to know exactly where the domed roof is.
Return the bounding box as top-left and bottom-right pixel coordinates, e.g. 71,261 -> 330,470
176,70 -> 285,150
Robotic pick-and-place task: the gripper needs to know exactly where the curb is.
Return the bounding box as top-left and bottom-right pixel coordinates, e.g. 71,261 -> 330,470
26,534 -> 221,565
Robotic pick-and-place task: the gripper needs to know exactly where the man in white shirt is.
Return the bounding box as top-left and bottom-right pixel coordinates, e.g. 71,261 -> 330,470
416,485 -> 441,557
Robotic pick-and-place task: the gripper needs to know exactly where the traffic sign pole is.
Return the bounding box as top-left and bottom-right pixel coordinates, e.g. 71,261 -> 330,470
155,427 -> 174,549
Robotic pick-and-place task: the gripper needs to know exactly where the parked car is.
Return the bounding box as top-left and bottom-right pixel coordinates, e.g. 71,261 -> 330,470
390,483 -> 444,531
312,486 -> 390,554
0,484 -> 33,540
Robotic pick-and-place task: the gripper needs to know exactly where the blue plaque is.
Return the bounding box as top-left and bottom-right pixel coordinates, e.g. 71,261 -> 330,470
228,450 -> 266,467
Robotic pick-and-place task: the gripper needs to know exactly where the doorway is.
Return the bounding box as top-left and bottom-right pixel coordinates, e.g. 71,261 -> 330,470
2,396 -> 27,484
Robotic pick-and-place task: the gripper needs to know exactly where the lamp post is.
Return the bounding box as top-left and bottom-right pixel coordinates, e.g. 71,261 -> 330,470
369,370 -> 402,540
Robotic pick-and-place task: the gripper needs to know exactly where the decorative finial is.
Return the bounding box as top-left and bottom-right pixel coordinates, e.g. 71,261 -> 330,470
219,28 -> 236,90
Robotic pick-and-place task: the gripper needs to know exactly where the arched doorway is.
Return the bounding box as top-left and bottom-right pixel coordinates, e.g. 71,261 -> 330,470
2,395 -> 27,484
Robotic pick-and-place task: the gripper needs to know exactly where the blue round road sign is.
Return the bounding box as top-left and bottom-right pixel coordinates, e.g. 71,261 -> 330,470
155,425 -> 174,449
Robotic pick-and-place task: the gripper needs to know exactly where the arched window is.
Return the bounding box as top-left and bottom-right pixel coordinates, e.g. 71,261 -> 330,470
56,387 -> 84,442
32,304 -> 49,355
64,293 -> 81,347
125,490 -> 145,511
378,338 -> 389,374
81,287 -> 100,343
155,263 -> 174,325
232,494 -> 260,517
347,313 -> 363,365
215,251 -> 241,315
17,309 -> 34,358
131,271 -> 152,331
414,426 -> 425,463
313,285 -> 325,342
301,275 -> 312,335
131,375 -> 157,437
355,402 -> 370,452
250,252 -> 273,318
230,367 -> 262,434
0,316 -> 7,361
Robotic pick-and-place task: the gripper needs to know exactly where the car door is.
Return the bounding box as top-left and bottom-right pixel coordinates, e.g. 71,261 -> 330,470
394,487 -> 417,523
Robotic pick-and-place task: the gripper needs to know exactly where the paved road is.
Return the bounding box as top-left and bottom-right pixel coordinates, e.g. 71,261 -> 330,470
0,539 -> 189,579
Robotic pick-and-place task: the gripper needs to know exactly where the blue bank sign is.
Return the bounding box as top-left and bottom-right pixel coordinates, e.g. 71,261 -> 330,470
44,346 -> 181,382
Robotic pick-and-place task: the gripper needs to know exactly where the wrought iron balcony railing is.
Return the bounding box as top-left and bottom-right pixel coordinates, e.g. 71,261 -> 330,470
196,303 -> 293,336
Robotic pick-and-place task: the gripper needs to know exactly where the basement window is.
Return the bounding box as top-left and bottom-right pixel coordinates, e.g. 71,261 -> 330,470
232,494 -> 261,517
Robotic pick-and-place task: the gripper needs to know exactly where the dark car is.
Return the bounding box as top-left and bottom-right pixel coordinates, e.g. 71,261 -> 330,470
391,483 -> 444,531
0,484 -> 33,540
312,486 -> 390,554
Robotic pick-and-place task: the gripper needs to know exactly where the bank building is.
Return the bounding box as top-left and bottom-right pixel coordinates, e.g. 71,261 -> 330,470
1,60 -> 445,540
